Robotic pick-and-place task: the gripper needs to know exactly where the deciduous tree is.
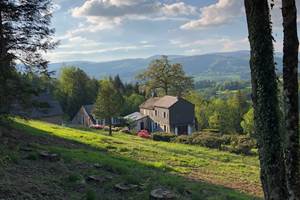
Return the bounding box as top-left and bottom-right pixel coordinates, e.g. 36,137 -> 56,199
282,0 -> 300,198
137,56 -> 193,96
93,80 -> 124,136
244,0 -> 288,199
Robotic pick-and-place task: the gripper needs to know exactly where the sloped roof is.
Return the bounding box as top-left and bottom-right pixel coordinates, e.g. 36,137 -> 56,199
124,112 -> 147,121
83,104 -> 94,115
30,93 -> 64,118
82,104 -> 96,123
140,95 -> 180,109
12,92 -> 64,118
153,96 -> 179,108
139,97 -> 161,109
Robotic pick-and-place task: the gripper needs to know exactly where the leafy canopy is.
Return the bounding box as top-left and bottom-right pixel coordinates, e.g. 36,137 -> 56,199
93,79 -> 124,123
137,56 -> 193,96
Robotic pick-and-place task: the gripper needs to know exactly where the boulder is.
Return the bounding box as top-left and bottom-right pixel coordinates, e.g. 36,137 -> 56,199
39,151 -> 60,161
86,175 -> 106,183
114,183 -> 138,191
150,188 -> 176,200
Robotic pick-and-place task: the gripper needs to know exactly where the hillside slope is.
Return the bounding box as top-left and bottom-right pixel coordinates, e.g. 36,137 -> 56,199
49,51 -> 284,81
0,120 -> 261,200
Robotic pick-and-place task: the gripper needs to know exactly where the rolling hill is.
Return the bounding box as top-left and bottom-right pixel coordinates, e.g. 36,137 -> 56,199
48,51 -> 284,82
0,119 -> 261,199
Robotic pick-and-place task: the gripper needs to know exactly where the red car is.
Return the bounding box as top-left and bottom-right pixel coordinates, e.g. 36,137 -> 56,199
137,130 -> 151,139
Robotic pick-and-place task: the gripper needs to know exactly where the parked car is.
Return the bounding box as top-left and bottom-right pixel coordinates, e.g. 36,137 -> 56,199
90,124 -> 104,129
137,130 -> 151,139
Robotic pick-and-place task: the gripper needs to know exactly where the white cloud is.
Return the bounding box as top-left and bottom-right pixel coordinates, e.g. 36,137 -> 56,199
181,0 -> 243,30
181,0 -> 299,30
169,37 -> 249,54
47,35 -> 156,62
161,2 -> 198,16
70,0 -> 198,33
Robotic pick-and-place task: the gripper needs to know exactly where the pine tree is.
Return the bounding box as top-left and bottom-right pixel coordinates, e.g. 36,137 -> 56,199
0,0 -> 57,116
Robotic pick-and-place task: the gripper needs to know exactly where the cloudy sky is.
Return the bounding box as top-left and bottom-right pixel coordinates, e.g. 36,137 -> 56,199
47,0 -> 299,62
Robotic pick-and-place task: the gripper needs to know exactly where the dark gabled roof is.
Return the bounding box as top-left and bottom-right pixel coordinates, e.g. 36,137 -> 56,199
139,97 -> 161,109
124,112 -> 147,121
82,104 -> 96,123
82,104 -> 94,115
12,92 -> 64,118
30,93 -> 64,118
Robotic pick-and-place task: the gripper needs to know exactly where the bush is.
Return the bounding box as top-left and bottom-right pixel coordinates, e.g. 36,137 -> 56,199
220,134 -> 232,145
201,128 -> 220,133
171,135 -> 193,144
229,135 -> 256,155
152,132 -> 176,142
191,132 -> 223,149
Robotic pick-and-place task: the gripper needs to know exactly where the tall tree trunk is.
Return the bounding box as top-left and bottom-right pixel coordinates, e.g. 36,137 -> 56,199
244,0 -> 288,199
282,0 -> 300,199
108,117 -> 112,136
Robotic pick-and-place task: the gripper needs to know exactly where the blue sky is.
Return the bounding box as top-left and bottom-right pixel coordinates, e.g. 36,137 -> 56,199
47,0 -> 299,62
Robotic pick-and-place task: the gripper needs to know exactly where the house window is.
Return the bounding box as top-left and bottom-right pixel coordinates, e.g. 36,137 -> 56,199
164,125 -> 167,132
163,112 -> 166,118
155,110 -> 157,116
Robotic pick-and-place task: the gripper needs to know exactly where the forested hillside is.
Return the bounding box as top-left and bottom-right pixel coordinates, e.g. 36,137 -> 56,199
48,51 -> 286,81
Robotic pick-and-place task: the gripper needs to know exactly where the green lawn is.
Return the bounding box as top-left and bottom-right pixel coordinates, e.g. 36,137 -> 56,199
4,119 -> 261,199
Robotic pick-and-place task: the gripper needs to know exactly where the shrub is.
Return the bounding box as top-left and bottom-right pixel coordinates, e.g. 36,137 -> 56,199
220,134 -> 232,145
171,135 -> 192,144
201,128 -> 220,133
191,132 -> 223,149
152,132 -> 176,142
229,135 -> 256,155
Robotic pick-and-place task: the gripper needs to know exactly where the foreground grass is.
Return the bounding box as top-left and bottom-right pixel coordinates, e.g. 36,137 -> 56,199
7,119 -> 261,199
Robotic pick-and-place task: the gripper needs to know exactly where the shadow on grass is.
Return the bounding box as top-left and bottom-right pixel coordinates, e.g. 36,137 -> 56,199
12,120 -> 261,200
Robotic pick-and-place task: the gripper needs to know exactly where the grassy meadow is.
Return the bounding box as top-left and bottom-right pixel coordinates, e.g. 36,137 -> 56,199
0,119 -> 262,199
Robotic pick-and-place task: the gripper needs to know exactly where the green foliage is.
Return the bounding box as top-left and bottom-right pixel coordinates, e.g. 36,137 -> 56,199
185,91 -> 209,129
54,67 -> 99,119
185,90 -> 250,134
0,0 -> 57,116
241,107 -> 254,136
152,132 -> 176,142
171,135 -> 193,144
12,119 -> 261,199
172,132 -> 256,155
191,132 -> 224,149
137,56 -> 193,96
93,79 -> 124,135
229,135 -> 256,155
122,93 -> 145,115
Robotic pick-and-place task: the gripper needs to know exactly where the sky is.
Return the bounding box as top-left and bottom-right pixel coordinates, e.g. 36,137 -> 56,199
47,0 -> 300,63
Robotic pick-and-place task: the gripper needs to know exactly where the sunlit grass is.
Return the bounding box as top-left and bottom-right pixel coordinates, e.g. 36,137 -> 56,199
13,119 -> 261,199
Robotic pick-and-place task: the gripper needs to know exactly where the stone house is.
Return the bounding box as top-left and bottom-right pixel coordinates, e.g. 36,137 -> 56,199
125,95 -> 195,135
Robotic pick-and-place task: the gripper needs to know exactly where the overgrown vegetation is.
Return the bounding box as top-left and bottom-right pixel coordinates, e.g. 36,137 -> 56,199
171,132 -> 256,155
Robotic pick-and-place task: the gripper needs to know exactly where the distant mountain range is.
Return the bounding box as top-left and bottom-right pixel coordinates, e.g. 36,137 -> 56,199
48,50 -> 285,82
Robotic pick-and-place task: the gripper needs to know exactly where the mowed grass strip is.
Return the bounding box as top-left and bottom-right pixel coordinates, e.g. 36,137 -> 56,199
13,119 -> 262,198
